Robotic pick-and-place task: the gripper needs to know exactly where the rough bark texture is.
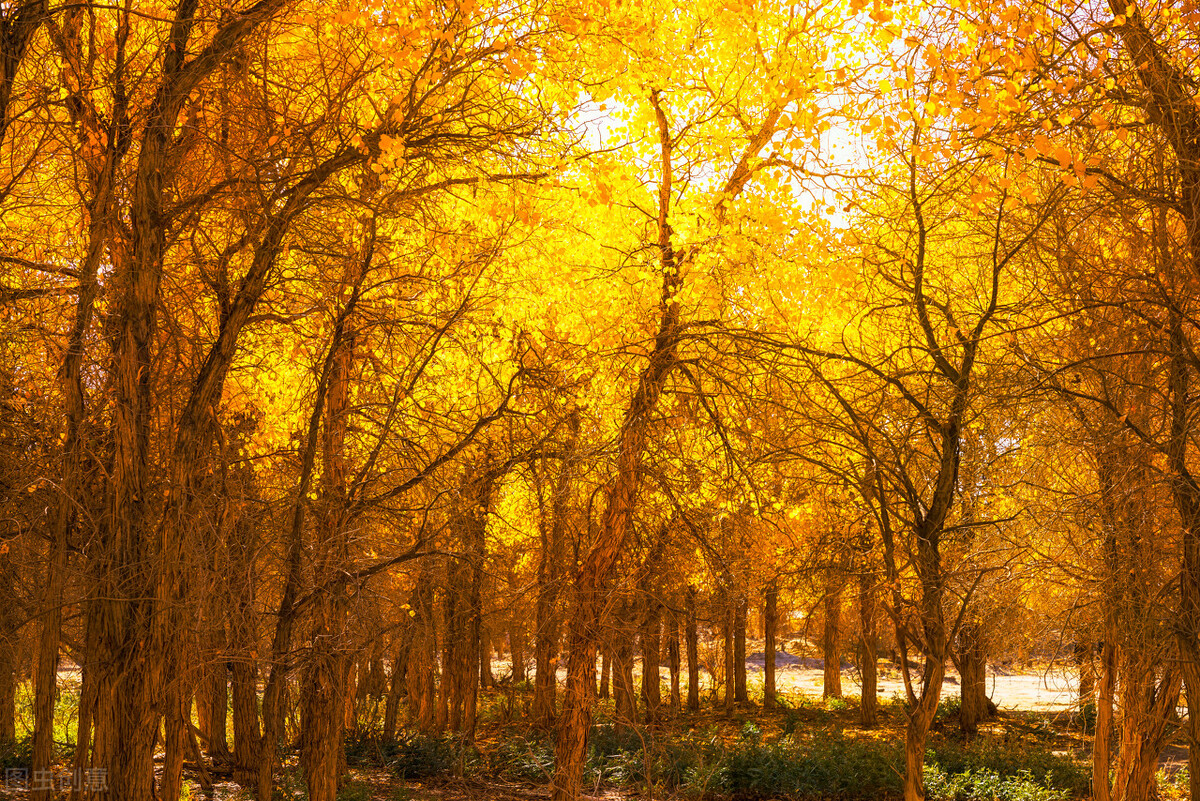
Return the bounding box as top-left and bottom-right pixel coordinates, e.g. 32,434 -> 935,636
823,575 -> 843,699
613,604 -> 638,728
957,621 -> 988,738
764,581 -> 778,710
858,568 -> 877,726
734,595 -> 749,705
407,575 -> 438,731
1092,637 -> 1116,801
668,611 -> 681,715
723,601 -> 735,715
641,602 -> 662,724
686,587 -> 700,712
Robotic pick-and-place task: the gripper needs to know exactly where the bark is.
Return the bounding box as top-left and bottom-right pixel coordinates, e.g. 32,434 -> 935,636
69,602 -> 98,801
685,587 -> 700,712
957,621 -> 988,738
406,574 -> 437,731
1093,637 -> 1116,801
723,600 -> 735,715
300,251 -> 361,801
612,609 -> 638,728
763,581 -> 778,710
509,619 -> 526,684
641,601 -> 662,724
1113,660 -> 1179,801
481,626 -> 495,691
383,636 -> 409,740
196,616 -> 230,760
230,656 -> 261,785
902,656 -> 946,801
668,611 -> 681,715
161,686 -> 190,801
734,595 -> 749,705
858,569 -> 877,726
823,576 -> 843,699
0,537 -> 20,744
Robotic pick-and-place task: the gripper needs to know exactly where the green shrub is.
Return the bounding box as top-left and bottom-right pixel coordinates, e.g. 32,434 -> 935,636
935,695 -> 962,726
929,740 -> 1088,797
389,733 -> 481,780
924,766 -> 1069,801
490,734 -> 555,782
710,735 -> 903,799
345,726 -> 402,767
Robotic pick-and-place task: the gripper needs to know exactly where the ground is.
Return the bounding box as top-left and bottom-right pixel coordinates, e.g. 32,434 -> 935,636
2,652 -> 1169,800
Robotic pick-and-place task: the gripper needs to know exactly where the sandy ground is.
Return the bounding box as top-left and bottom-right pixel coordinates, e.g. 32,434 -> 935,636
761,663 -> 1080,712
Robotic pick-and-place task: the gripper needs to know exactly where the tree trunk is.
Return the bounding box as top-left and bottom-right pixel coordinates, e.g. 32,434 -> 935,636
552,90 -> 688,801
1092,637 -> 1116,801
858,569 -> 877,726
197,626 -> 230,760
686,587 -> 699,712
383,637 -> 409,740
902,657 -> 946,801
823,576 -> 842,699
668,611 -> 681,715
0,544 -> 18,745
231,657 -> 261,785
1114,657 -> 1179,801
764,581 -> 778,710
957,621 -> 989,738
734,595 -> 749,705
300,275 -> 359,801
69,603 -> 98,801
480,625 -> 495,691
723,601 -> 735,715
509,619 -> 526,684
161,686 -> 190,801
641,602 -> 662,724
613,633 -> 637,728
407,575 -> 437,731
33,24 -> 113,785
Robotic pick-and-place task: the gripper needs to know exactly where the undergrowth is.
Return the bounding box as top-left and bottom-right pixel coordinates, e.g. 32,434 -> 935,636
341,719 -> 1088,800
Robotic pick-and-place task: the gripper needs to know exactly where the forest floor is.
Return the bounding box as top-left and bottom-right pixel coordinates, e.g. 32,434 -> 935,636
259,657 -> 1106,801
1,655 -> 1168,800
